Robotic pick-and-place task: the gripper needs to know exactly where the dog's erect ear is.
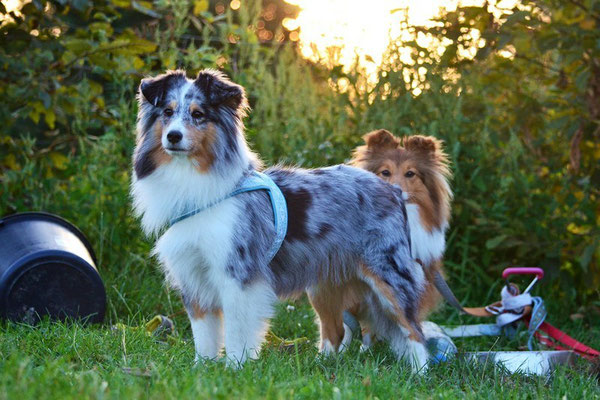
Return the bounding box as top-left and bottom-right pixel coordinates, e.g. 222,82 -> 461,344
140,71 -> 186,107
363,129 -> 399,151
403,135 -> 442,154
194,69 -> 246,111
404,135 -> 451,177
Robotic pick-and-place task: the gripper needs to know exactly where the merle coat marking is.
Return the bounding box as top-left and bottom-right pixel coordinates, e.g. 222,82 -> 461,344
131,69 -> 429,372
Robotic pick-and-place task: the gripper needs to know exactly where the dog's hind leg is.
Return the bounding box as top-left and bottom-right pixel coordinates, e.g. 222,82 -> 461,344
307,283 -> 356,355
221,279 -> 276,367
359,240 -> 429,373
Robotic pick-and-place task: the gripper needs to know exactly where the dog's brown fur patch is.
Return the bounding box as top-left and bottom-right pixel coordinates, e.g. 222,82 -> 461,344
188,301 -> 222,320
308,279 -> 369,350
150,120 -> 173,167
419,259 -> 444,319
189,122 -> 217,172
360,265 -> 402,316
359,265 -> 424,341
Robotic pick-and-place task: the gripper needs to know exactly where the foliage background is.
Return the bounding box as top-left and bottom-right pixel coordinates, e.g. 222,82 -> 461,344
0,1 -> 599,398
1,0 -> 599,322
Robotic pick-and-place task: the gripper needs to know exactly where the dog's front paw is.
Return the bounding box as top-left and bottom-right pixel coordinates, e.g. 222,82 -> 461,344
406,340 -> 429,374
225,355 -> 244,370
224,347 -> 260,369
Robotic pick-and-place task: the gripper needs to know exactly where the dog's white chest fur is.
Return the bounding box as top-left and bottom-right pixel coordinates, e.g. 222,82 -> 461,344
154,200 -> 239,307
132,159 -> 241,307
406,204 -> 446,266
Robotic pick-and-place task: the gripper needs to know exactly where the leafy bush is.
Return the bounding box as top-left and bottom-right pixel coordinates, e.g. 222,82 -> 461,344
1,0 -> 598,312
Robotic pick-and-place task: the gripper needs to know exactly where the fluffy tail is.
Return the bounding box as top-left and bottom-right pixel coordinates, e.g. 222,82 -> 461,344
361,235 -> 426,341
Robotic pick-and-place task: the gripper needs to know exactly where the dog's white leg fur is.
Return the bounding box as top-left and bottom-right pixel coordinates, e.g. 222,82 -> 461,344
320,339 -> 336,355
388,329 -> 409,359
318,322 -> 352,355
360,332 -> 373,352
189,311 -> 223,362
221,279 -> 276,367
389,331 -> 429,374
406,339 -> 429,373
338,323 -> 353,353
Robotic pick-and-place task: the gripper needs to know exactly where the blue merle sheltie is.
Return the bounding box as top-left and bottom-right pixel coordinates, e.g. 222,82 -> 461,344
131,69 -> 429,372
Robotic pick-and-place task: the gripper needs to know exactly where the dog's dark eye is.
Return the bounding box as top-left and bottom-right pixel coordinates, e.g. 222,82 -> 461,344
164,108 -> 174,117
381,170 -> 391,177
191,110 -> 204,119
405,171 -> 416,178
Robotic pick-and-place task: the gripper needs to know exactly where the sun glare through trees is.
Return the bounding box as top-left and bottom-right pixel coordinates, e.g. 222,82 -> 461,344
284,0 -> 519,76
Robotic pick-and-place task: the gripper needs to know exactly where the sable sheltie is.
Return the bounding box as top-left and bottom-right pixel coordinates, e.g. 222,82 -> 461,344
344,129 -> 452,351
131,70 -> 429,372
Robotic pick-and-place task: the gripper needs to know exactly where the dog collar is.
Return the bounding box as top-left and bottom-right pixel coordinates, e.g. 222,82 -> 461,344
169,171 -> 288,264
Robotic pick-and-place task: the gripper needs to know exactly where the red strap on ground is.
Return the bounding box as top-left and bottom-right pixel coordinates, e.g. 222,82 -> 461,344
525,316 -> 600,360
533,330 -> 570,351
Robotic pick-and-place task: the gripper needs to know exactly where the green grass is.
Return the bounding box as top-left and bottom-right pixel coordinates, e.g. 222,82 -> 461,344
2,1 -> 599,396
1,110 -> 599,399
1,130 -> 599,399
1,258 -> 599,399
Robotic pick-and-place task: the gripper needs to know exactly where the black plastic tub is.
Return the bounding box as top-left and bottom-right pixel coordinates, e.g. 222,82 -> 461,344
0,212 -> 106,324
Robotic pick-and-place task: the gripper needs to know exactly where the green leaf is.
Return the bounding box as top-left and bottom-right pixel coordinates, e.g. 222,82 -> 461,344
89,22 -> 113,36
49,151 -> 69,170
193,0 -> 209,15
112,0 -> 131,7
44,110 -> 56,129
503,10 -> 528,27
3,153 -> 19,170
579,241 -> 597,271
61,50 -> 77,65
131,0 -> 162,18
64,38 -> 92,55
71,0 -> 90,12
463,199 -> 482,213
513,35 -> 531,54
486,234 -> 508,249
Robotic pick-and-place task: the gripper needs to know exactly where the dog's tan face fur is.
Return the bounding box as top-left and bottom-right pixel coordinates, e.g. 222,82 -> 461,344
351,130 -> 452,233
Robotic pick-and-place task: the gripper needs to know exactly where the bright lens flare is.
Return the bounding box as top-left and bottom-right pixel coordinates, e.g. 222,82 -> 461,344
284,0 -> 401,69
1,0 -> 23,23
2,0 -> 21,12
284,0 -> 517,72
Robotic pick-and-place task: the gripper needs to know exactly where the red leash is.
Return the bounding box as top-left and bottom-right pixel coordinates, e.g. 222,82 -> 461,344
524,316 -> 600,360
438,266 -> 600,361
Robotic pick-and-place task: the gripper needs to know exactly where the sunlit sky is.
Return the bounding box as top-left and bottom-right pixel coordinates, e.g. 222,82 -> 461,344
3,0 -> 517,73
284,0 -> 517,71
2,0 -> 20,13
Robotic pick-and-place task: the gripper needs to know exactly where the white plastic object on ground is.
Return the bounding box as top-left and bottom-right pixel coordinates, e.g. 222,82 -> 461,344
464,350 -> 575,376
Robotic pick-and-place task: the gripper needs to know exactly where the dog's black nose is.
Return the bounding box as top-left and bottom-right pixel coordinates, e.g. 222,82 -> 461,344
167,130 -> 183,144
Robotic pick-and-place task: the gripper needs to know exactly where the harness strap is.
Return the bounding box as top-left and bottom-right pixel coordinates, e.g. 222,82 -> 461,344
170,171 -> 288,264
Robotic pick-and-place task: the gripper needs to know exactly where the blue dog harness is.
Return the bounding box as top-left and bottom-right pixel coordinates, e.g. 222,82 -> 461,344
170,171 -> 288,264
